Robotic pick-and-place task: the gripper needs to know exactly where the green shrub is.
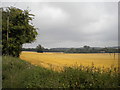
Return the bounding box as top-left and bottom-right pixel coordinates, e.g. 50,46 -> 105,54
2,7 -> 38,57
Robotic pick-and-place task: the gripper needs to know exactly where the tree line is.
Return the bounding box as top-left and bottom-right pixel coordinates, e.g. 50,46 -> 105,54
22,45 -> 119,53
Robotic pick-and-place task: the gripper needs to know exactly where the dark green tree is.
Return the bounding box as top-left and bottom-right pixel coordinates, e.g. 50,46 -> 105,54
83,45 -> 90,53
2,7 -> 38,57
36,44 -> 44,53
83,45 -> 90,50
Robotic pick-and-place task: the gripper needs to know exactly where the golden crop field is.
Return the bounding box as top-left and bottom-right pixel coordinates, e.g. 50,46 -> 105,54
20,51 -> 118,71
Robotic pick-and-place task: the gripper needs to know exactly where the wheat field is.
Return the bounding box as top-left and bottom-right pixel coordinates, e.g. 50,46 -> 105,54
20,51 -> 118,71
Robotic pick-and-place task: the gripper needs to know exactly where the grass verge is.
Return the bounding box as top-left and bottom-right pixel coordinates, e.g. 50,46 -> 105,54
2,56 -> 119,88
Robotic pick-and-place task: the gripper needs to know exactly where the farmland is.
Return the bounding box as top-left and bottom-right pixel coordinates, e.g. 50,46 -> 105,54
2,4 -> 119,88
3,51 -> 119,88
20,51 -> 118,71
3,56 -> 119,88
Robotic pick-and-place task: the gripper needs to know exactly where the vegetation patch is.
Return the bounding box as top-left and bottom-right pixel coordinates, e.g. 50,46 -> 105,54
3,56 -> 119,88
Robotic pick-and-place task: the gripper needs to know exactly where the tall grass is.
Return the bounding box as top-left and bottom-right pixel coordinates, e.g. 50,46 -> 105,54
2,56 -> 119,88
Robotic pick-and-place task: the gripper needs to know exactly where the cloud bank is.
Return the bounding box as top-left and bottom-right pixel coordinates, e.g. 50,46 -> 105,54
2,2 -> 118,48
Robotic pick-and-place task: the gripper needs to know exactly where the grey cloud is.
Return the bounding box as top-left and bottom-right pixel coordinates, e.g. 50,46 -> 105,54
2,2 -> 118,48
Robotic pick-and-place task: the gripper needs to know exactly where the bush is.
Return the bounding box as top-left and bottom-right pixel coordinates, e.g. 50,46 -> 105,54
2,7 -> 37,57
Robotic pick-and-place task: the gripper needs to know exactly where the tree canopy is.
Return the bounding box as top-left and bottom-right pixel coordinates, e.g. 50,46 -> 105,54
36,44 -> 44,53
2,7 -> 38,57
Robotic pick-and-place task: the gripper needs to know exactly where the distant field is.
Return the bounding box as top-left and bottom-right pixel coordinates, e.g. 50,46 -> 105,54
20,52 -> 118,71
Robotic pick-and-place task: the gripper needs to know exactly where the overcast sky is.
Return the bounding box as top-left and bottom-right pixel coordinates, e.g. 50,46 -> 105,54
2,1 -> 118,48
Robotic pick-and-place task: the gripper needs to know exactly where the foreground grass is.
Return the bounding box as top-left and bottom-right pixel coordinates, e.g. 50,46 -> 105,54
3,56 -> 119,88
